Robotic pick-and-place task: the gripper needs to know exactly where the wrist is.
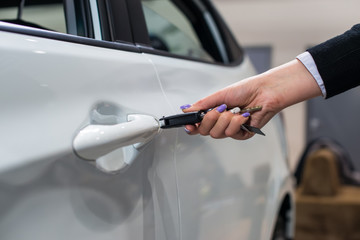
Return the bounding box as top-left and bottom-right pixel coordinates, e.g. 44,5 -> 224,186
262,59 -> 322,111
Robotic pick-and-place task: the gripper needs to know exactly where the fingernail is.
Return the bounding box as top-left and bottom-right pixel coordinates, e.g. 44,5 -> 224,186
216,104 -> 227,113
184,128 -> 191,134
180,104 -> 191,110
242,112 -> 250,118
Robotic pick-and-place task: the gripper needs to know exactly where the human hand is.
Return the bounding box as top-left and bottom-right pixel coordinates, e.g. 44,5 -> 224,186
181,76 -> 281,140
181,59 -> 322,140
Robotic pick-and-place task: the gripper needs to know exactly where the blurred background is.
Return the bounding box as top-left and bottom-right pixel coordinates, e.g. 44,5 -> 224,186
213,0 -> 360,172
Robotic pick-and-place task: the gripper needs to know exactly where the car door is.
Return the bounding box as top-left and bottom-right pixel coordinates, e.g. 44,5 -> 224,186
0,1 -> 181,240
127,0 -> 292,239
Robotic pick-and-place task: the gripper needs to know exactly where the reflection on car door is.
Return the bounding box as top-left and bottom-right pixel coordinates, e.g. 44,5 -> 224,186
137,0 -> 289,239
0,9 -> 181,240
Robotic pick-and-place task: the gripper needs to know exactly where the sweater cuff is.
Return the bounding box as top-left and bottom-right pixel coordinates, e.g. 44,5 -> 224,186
296,51 -> 327,98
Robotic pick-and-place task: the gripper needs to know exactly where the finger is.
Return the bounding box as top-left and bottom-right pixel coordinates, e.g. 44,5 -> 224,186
197,104 -> 227,136
180,104 -> 193,112
185,114 -> 255,140
180,89 -> 228,113
184,124 -> 198,135
225,113 -> 255,140
208,111 -> 235,138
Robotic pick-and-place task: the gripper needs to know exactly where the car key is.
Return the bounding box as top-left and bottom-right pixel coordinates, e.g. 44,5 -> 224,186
160,110 -> 209,129
240,105 -> 262,113
159,106 -> 265,136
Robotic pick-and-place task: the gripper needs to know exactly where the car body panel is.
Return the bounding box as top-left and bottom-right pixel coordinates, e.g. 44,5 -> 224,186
145,53 -> 292,239
0,29 -> 181,240
0,0 -> 294,239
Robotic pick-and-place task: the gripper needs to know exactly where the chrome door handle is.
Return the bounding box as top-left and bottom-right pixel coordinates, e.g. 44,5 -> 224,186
73,114 -> 161,160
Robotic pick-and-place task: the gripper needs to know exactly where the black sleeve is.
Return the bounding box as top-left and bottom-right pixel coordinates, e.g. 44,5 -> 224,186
307,24 -> 360,98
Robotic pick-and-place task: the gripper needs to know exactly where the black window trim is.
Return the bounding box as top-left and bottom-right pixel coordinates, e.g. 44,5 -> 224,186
127,0 -> 244,67
0,0 -> 243,66
64,0 -> 78,35
103,0 -> 134,43
96,0 -> 112,41
205,0 -> 244,66
0,0 -> 139,53
193,0 -> 229,63
79,0 -> 94,38
0,22 -> 140,53
124,0 -> 150,46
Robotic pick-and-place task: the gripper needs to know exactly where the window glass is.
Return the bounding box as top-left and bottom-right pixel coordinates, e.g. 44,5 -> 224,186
141,0 -> 214,62
0,1 -> 66,33
23,4 -> 66,33
0,0 -> 95,38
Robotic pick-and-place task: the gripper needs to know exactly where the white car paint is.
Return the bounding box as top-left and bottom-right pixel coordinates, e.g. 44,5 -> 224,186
146,53 -> 293,239
0,29 -> 180,240
0,2 -> 294,239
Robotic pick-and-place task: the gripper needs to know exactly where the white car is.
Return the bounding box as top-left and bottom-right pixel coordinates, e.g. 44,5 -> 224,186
0,0 -> 294,239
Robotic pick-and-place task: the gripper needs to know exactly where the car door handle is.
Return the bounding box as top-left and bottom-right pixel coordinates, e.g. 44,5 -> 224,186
73,114 -> 161,160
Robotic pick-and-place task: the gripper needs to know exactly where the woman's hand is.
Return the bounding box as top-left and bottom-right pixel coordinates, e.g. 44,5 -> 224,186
181,59 -> 322,140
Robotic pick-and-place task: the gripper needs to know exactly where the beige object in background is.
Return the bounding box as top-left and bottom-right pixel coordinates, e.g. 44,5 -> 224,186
295,149 -> 360,240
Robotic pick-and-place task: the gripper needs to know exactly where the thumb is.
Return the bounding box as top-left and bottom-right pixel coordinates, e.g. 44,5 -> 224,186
181,90 -> 228,113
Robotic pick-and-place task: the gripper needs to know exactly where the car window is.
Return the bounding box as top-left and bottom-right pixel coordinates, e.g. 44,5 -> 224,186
0,0 -> 94,38
0,1 -> 66,33
141,0 -> 215,62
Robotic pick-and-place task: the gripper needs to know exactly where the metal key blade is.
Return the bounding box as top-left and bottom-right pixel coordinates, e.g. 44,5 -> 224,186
240,106 -> 262,113
242,124 -> 265,136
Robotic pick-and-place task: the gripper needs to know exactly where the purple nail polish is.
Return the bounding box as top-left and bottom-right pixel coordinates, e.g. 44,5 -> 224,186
184,128 -> 191,134
216,104 -> 227,113
180,104 -> 191,110
242,112 -> 250,117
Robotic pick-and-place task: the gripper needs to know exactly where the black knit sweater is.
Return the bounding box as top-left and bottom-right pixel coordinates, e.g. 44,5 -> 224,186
308,24 -> 360,98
